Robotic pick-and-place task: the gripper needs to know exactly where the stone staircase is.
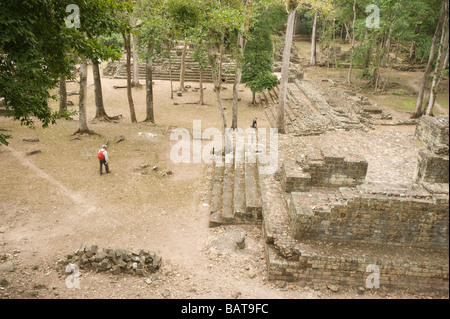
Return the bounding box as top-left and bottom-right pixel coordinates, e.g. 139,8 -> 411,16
209,131 -> 263,227
107,51 -> 236,84
259,79 -> 367,136
208,143 -> 449,291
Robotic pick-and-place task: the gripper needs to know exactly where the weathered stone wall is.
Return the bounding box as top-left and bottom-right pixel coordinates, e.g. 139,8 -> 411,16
415,116 -> 449,148
289,187 -> 449,249
414,149 -> 449,184
265,244 -> 449,292
58,244 -> 162,277
283,151 -> 368,192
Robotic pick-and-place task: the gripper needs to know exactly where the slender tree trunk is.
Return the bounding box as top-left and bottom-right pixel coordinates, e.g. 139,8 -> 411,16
59,77 -> 67,114
364,30 -> 372,70
77,62 -> 90,133
212,51 -> 227,134
232,34 -> 246,129
347,0 -> 357,84
169,49 -> 174,99
93,61 -> 109,119
179,40 -> 188,91
199,67 -> 204,105
252,91 -> 256,105
123,32 -> 137,123
277,6 -> 297,134
145,58 -> 155,123
413,1 -> 446,118
132,34 -> 141,87
344,23 -> 350,43
426,11 -> 449,116
310,11 -> 318,66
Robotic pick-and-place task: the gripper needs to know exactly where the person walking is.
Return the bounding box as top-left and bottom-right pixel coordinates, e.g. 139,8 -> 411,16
252,116 -> 258,130
98,144 -> 110,175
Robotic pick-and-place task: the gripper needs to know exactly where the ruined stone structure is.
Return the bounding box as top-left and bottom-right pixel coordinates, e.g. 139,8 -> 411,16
103,50 -> 236,84
58,244 -> 162,277
208,116 -> 449,292
257,79 -> 396,136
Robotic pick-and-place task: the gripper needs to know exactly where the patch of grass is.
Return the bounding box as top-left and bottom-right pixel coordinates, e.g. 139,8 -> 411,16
33,284 -> 47,290
0,278 -> 9,287
393,89 -> 404,96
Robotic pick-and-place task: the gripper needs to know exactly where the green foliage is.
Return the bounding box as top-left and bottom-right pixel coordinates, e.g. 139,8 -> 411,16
0,0 -> 124,145
242,7 -> 279,94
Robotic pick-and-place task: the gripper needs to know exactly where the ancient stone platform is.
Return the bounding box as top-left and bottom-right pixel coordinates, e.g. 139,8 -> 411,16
258,79 -> 401,136
104,50 -> 236,84
259,153 -> 449,292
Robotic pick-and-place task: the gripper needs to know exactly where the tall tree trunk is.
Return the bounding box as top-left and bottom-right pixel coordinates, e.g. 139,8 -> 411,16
199,67 -> 204,105
132,34 -> 141,87
145,58 -> 155,123
413,1 -> 446,118
123,32 -> 137,123
59,77 -> 67,114
93,61 -> 109,119
169,49 -> 174,99
277,6 -> 297,135
179,40 -> 188,91
232,34 -> 246,129
310,11 -> 318,66
131,18 -> 140,88
212,51 -> 227,135
347,0 -> 357,84
76,62 -> 90,133
426,10 -> 449,116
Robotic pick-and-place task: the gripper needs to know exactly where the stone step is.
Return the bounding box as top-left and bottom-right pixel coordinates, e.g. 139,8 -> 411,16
210,162 -> 224,215
258,162 -> 300,260
221,164 -> 235,223
234,139 -> 246,218
244,162 -> 262,220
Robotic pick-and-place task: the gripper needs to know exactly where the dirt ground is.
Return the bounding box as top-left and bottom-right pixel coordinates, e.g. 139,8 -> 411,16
0,57 -> 448,300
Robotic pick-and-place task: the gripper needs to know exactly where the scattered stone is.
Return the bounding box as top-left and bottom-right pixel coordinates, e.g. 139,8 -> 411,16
162,290 -> 172,298
231,292 -> 241,299
67,100 -> 74,106
59,244 -> 162,277
235,232 -> 246,250
0,261 -> 14,272
357,287 -> 366,295
276,281 -> 287,289
23,138 -> 40,143
26,150 -> 42,156
145,278 -> 152,285
177,91 -> 182,97
327,283 -> 340,293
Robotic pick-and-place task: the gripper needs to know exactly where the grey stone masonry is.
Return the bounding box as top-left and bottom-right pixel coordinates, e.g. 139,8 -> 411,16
414,148 -> 449,184
289,183 -> 449,249
281,161 -> 312,193
415,116 -> 449,148
296,150 -> 368,188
